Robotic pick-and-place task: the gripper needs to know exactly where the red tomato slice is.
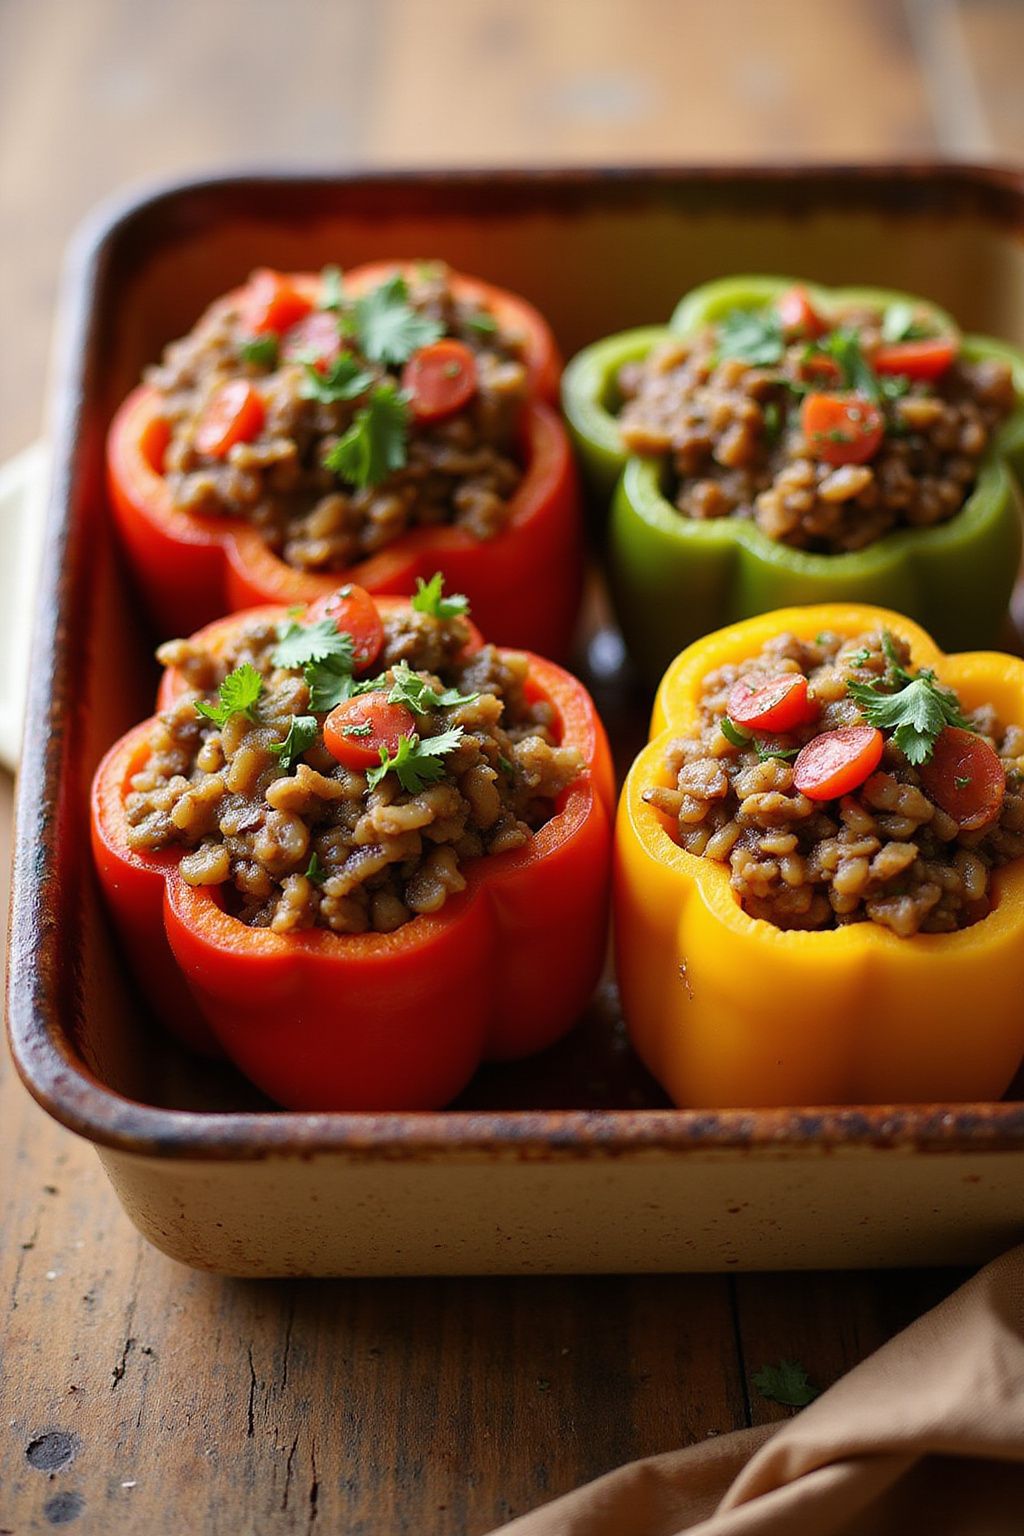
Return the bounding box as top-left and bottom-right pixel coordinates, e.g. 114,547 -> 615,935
727,673 -> 817,733
306,584 -> 385,674
793,726 -> 884,801
919,726 -> 1006,832
402,339 -> 478,422
801,392 -> 885,466
873,338 -> 957,381
324,693 -> 415,770
281,311 -> 344,369
242,268 -> 313,336
194,381 -> 265,458
777,285 -> 826,339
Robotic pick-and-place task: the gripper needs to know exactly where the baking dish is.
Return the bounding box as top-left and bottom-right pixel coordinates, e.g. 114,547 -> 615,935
8,165 -> 1024,1277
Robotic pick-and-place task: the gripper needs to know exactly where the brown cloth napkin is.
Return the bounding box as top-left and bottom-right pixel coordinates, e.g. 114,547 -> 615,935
493,1246 -> 1024,1536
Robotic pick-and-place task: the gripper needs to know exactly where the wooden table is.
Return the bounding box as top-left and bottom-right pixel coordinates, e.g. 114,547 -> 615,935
2,2 -> 1022,1529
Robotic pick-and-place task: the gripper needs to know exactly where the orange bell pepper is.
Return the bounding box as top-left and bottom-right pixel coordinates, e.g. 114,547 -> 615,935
615,604 -> 1024,1108
106,264 -> 582,657
91,596 -> 614,1110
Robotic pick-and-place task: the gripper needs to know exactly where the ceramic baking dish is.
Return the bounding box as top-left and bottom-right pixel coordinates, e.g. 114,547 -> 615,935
9,165 -> 1024,1277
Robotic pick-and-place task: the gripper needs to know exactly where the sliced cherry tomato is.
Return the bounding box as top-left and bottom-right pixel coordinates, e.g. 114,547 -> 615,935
793,726 -> 884,801
727,673 -> 817,733
919,726 -> 1006,832
402,339 -> 478,422
801,392 -> 884,467
281,311 -> 344,369
306,584 -> 385,674
241,268 -> 313,336
194,381 -> 265,458
777,285 -> 826,340
323,692 -> 415,771
873,337 -> 957,381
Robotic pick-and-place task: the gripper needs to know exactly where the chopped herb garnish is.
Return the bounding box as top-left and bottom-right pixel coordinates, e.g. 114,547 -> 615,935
844,647 -> 873,668
367,726 -> 464,794
305,659 -> 383,714
464,309 -> 498,335
847,634 -> 972,765
410,571 -> 470,619
299,353 -> 375,404
755,740 -> 800,762
319,265 -> 345,312
819,328 -> 881,402
323,382 -> 409,488
305,851 -> 328,886
716,308 -> 785,367
753,1360 -> 820,1408
195,663 -> 263,728
272,617 -> 355,670
815,632 -> 833,645
270,714 -> 319,771
720,717 -> 751,749
879,373 -> 912,403
881,301 -> 935,344
762,400 -> 783,440
955,774 -> 972,789
240,334 -> 279,369
342,721 -> 373,737
386,659 -> 478,716
498,754 -> 515,776
354,274 -> 443,366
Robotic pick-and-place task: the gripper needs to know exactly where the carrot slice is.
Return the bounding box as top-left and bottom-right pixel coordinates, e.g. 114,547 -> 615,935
402,340 -> 478,422
801,392 -> 884,467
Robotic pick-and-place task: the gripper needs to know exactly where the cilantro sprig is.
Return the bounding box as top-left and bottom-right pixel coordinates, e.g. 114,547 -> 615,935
324,382 -> 409,489
881,301 -> 936,344
240,334 -> 279,369
272,618 -> 355,671
367,727 -> 464,793
270,715 -> 319,772
195,664 -> 263,728
716,308 -> 785,367
354,274 -> 443,366
411,571 -> 470,620
305,851 -> 328,886
846,630 -> 972,765
753,1360 -> 820,1409
386,659 -> 478,715
299,353 -> 374,404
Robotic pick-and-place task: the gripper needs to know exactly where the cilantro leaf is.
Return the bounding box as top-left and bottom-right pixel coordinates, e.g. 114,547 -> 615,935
367,726 -> 464,794
820,328 -> 881,402
753,1360 -> 820,1408
716,308 -> 785,367
240,334 -> 279,369
323,383 -> 409,488
318,265 -> 344,312
305,850 -> 328,886
195,663 -> 263,728
847,666 -> 972,765
410,571 -> 470,619
270,715 -> 319,772
464,309 -> 498,335
755,740 -> 800,762
720,717 -> 751,749
881,301 -> 935,344
386,660 -> 478,716
272,618 -> 355,671
305,660 -> 384,714
354,274 -> 443,366
299,353 -> 375,405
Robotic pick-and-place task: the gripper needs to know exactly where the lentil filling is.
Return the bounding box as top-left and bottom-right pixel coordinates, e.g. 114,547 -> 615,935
643,629 -> 1024,935
124,597 -> 583,934
617,294 -> 1015,554
147,264 -> 530,571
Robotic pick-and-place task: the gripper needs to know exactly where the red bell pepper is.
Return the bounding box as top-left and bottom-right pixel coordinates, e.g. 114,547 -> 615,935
90,597 -> 614,1110
106,264 -> 580,655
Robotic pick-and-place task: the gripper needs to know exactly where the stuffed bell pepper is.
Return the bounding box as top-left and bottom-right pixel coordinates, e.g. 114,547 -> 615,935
91,578 -> 613,1110
108,261 -> 583,658
563,277 -> 1024,680
616,603 -> 1024,1107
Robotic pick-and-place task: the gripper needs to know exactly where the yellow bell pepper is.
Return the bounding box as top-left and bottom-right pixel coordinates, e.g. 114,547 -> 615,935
615,604 -> 1024,1108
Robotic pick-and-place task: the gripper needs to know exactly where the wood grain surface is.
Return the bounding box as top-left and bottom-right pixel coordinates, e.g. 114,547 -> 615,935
1,1 -> 1021,1531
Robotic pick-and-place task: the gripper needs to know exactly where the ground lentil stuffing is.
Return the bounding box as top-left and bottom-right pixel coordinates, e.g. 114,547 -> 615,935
643,630 -> 1024,935
124,605 -> 583,934
147,263 -> 529,571
617,301 -> 1015,553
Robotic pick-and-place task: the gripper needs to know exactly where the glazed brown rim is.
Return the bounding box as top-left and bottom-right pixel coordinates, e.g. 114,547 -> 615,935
9,162 -> 1024,1164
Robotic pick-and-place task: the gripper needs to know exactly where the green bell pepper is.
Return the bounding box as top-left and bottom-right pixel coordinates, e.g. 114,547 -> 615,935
563,276 -> 1024,683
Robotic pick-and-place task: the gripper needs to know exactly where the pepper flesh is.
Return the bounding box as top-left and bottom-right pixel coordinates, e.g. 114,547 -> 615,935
91,598 -> 614,1110
615,603 -> 1024,1108
562,277 -> 1024,682
106,264 -> 581,657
